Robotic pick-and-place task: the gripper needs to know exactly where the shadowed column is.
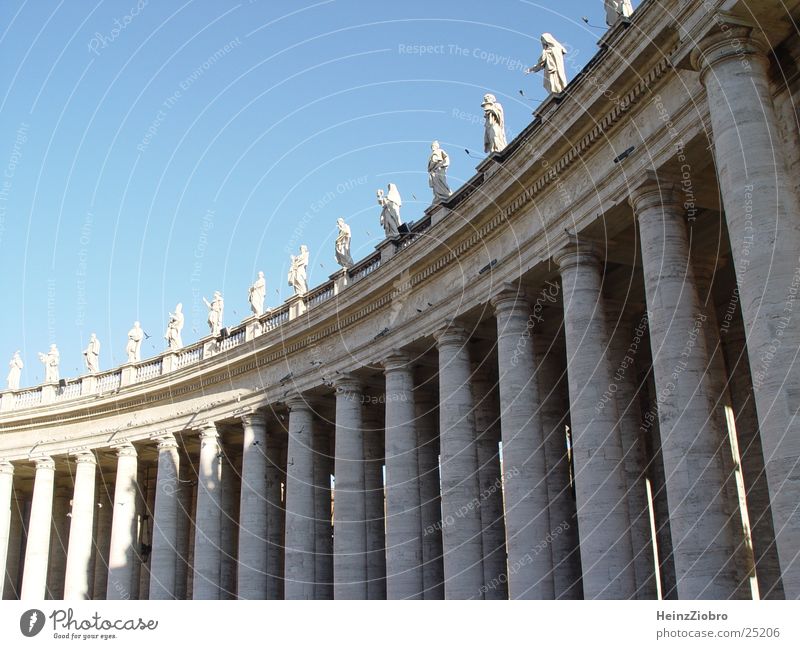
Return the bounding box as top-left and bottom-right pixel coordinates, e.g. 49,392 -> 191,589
0,461 -> 14,599
237,413 -> 268,599
107,444 -> 138,600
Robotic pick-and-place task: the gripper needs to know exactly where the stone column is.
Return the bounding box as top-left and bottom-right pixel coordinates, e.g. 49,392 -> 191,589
47,489 -> 69,599
415,391 -> 444,600
107,444 -> 138,600
63,452 -> 97,600
92,477 -> 112,600
283,397 -> 316,599
21,457 -> 55,600
174,461 -> 193,600
630,177 -> 740,598
383,351 -> 424,599
333,376 -> 368,599
532,328 -> 583,599
470,361 -> 507,600
362,406 -> 386,600
0,461 -> 14,600
192,423 -> 222,600
265,435 -> 284,599
237,413 -> 268,600
554,243 -> 636,599
313,422 -> 333,599
4,493 -> 24,599
219,451 -> 239,600
491,289 -> 555,599
606,307 -> 657,599
693,21 -> 800,599
433,324 -> 485,600
149,434 -> 181,599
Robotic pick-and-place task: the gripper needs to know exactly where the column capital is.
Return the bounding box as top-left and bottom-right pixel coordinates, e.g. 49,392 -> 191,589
33,456 -> 55,471
628,170 -> 684,216
154,433 -> 179,451
432,320 -> 470,349
0,460 -> 14,476
285,394 -> 312,412
552,239 -> 601,272
382,350 -> 412,373
491,282 -> 530,316
197,422 -> 219,440
239,412 -> 266,429
112,442 -> 137,458
689,13 -> 769,79
334,373 -> 362,396
71,451 -> 97,465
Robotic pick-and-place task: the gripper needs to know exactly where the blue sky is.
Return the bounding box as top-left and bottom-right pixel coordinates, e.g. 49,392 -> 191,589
0,0 -> 620,384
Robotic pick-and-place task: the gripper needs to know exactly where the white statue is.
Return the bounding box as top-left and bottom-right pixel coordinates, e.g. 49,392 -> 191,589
202,292 -> 224,336
83,333 -> 100,373
38,344 -> 60,383
249,273 -> 266,316
482,94 -> 507,154
377,184 -> 403,238
428,141 -> 452,203
126,322 -> 144,363
288,245 -> 309,295
605,0 -> 633,26
165,303 -> 184,350
526,33 -> 568,95
335,218 -> 354,268
6,351 -> 23,390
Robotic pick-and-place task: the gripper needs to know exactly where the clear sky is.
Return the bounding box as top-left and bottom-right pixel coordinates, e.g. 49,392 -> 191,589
0,0 -> 624,385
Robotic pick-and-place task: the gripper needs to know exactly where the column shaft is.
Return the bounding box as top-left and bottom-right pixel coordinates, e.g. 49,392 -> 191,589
107,445 -> 138,600
283,399 -> 316,599
313,422 -> 333,599
383,353 -> 424,599
64,453 -> 97,599
21,457 -> 55,600
363,407 -> 387,599
555,246 -> 637,599
333,378 -> 368,599
434,326 -> 485,599
192,424 -> 222,599
237,414 -> 268,600
150,435 -> 181,599
0,462 -> 14,600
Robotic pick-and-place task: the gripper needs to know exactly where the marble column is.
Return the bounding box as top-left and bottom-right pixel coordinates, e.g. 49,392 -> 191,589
693,21 -> 800,599
64,452 -> 97,600
237,413 -> 268,600
149,434 -> 181,599
383,351 -> 424,599
107,444 -> 138,600
433,324 -> 485,600
362,406 -> 387,599
533,328 -> 583,599
283,397 -> 316,599
491,289 -> 555,599
415,391 -> 444,600
174,461 -> 193,600
21,457 -> 55,600
313,421 -> 333,599
631,177 -> 740,598
193,423 -> 222,600
0,461 -> 14,600
470,361 -> 508,600
3,493 -> 23,599
219,451 -> 239,600
333,376 -> 368,599
554,244 -> 636,599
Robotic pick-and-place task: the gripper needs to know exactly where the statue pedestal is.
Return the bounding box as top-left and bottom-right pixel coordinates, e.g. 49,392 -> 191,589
0,391 -> 15,412
41,383 -> 56,404
120,363 -> 136,387
330,268 -> 349,296
533,92 -> 563,121
80,375 -> 97,396
427,202 -> 450,228
376,237 -> 398,264
162,353 -> 178,374
244,315 -> 262,342
287,294 -> 306,320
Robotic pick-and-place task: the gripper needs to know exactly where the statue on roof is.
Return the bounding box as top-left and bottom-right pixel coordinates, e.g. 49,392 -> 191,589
526,33 -> 568,95
378,184 -> 403,238
482,94 -> 507,154
605,0 -> 633,27
428,141 -> 452,203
